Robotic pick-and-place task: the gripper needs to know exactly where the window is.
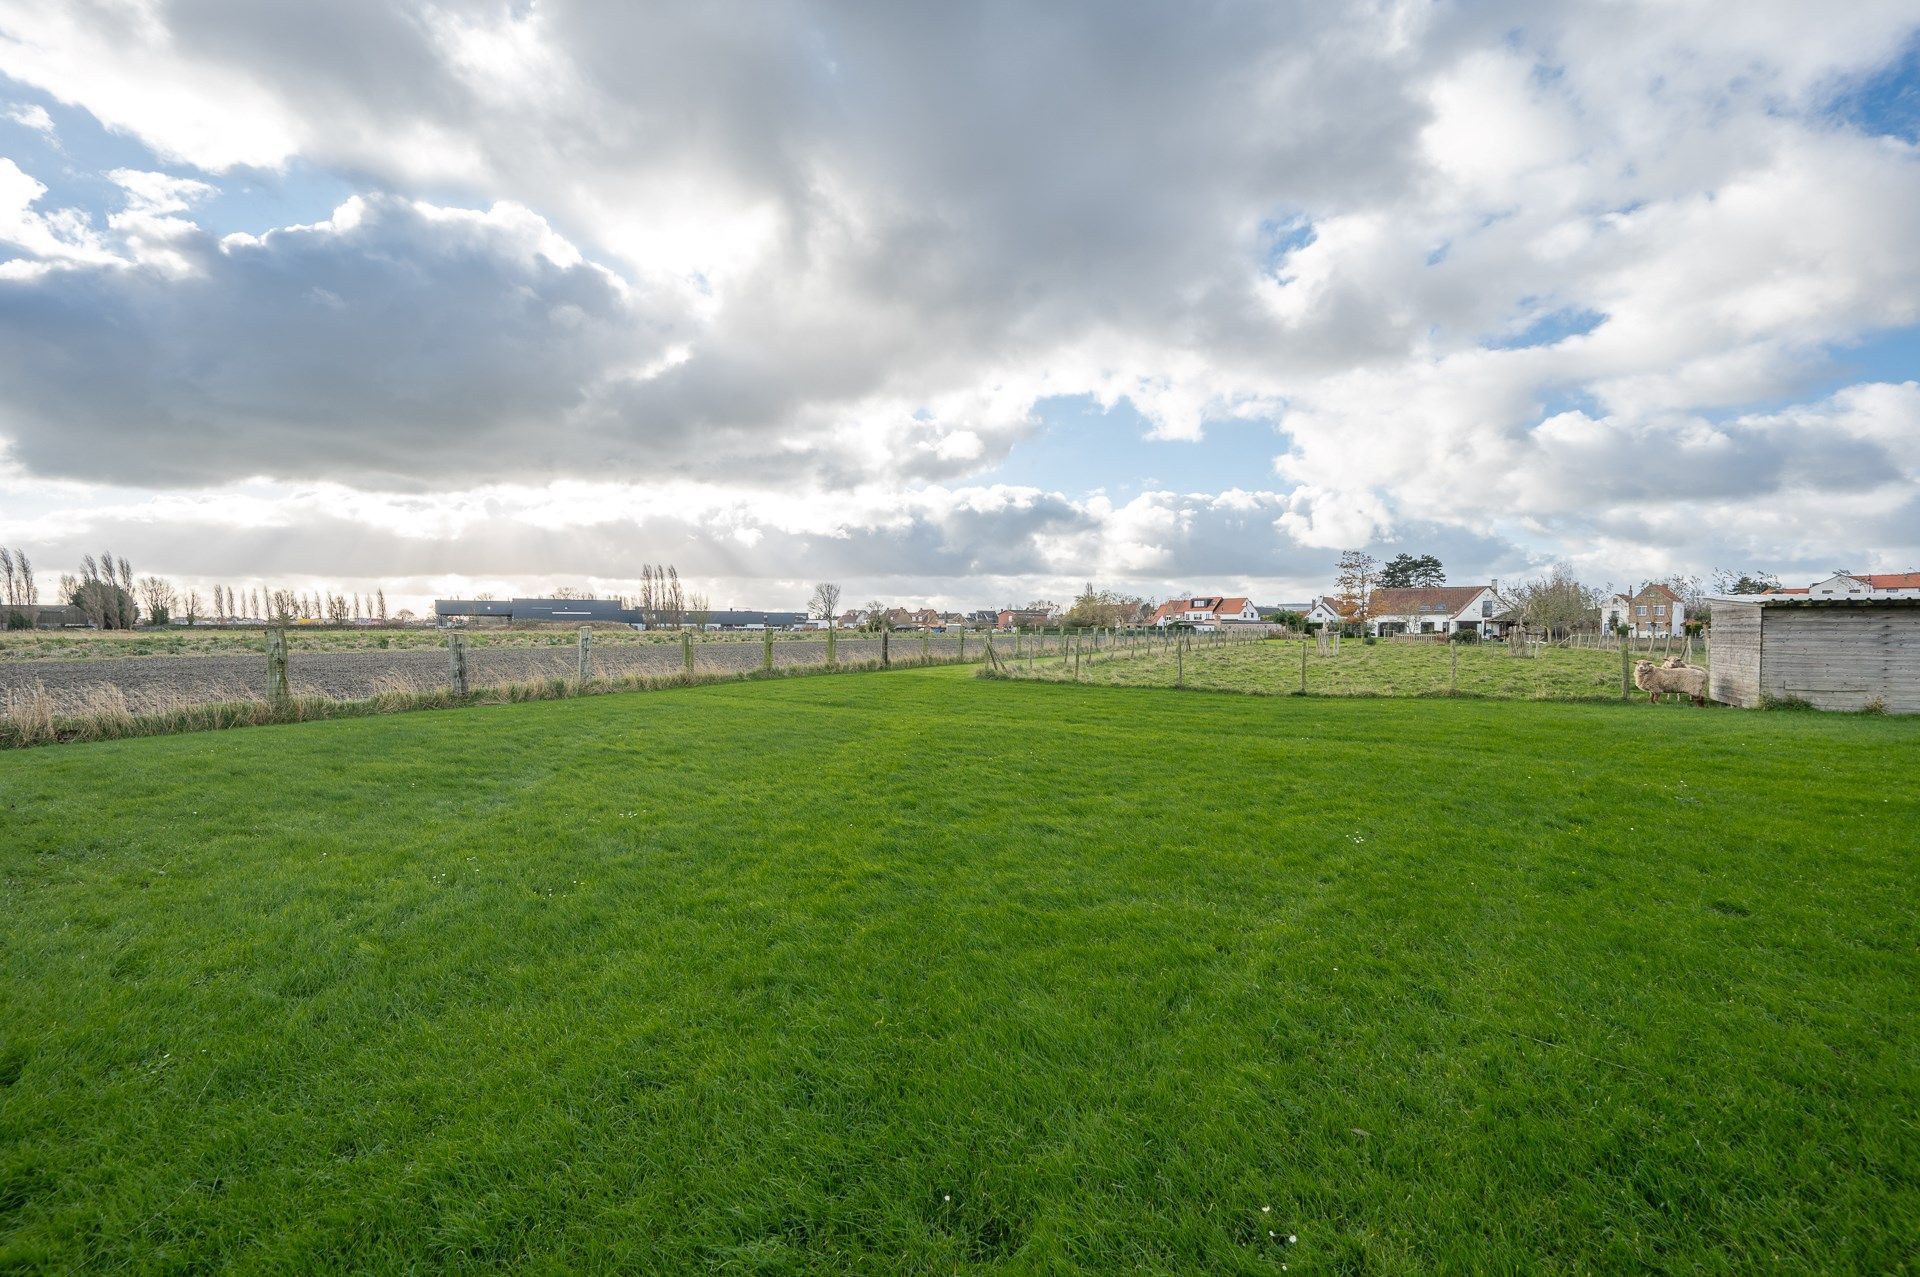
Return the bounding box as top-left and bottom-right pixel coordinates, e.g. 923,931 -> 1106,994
1637,605 -> 1647,616
1655,605 -> 1666,616
1481,600 -> 1492,617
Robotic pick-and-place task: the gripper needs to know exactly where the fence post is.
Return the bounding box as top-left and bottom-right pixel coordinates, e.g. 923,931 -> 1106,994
1299,638 -> 1307,694
578,625 -> 592,681
922,631 -> 931,664
266,627 -> 291,705
1176,640 -> 1185,688
763,627 -> 774,673
682,630 -> 694,679
882,630 -> 890,667
827,625 -> 837,667
445,630 -> 468,697
959,631 -> 967,662
1450,640 -> 1458,696
1620,631 -> 1631,701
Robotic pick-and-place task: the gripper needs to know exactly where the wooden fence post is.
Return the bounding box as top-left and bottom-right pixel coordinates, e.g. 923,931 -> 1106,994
959,631 -> 967,662
827,625 -> 837,667
1620,631 -> 1631,701
763,627 -> 774,672
922,631 -> 931,664
1449,640 -> 1458,696
445,630 -> 468,697
682,630 -> 694,679
578,625 -> 592,681
266,628 -> 291,705
1299,638 -> 1307,694
882,630 -> 890,667
1176,640 -> 1185,688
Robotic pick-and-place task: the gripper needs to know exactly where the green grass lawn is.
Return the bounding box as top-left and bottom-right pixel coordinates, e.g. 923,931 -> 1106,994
3,667 -> 1915,1273
998,634 -> 1697,701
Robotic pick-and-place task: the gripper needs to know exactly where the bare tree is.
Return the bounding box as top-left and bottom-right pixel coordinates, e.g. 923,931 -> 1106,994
1064,584 -> 1150,628
808,582 -> 842,624
1495,564 -> 1601,638
665,565 -> 685,628
376,587 -> 389,624
137,576 -> 177,625
114,556 -> 136,628
74,553 -> 136,629
183,590 -> 203,626
0,547 -> 31,627
1335,550 -> 1378,624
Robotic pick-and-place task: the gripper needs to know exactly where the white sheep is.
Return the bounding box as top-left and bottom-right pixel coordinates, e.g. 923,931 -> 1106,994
1634,659 -> 1708,707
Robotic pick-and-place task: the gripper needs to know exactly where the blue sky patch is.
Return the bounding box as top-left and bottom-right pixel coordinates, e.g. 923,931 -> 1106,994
985,394 -> 1285,496
1486,306 -> 1606,351
1826,33 -> 1920,141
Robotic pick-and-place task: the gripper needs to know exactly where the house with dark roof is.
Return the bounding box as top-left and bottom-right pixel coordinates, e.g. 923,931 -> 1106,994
1365,585 -> 1497,637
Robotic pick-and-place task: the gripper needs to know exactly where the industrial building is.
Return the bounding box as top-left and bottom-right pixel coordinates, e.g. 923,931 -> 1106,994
434,598 -> 804,630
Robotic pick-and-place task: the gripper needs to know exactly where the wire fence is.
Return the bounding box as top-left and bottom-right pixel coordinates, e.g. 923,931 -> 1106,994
982,626 -> 1711,703
1,625 -> 1101,716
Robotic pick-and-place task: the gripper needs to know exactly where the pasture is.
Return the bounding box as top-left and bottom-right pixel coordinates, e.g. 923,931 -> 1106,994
993,633 -> 1697,702
2,666 -> 1915,1272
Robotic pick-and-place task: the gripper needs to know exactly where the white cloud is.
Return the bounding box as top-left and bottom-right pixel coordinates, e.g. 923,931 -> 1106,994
4,100 -> 53,134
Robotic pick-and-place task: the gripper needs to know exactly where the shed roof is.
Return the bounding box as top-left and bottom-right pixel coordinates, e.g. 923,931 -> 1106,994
1709,595 -> 1920,608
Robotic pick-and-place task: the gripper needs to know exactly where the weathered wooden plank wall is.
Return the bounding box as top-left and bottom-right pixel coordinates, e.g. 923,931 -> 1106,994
1760,607 -> 1920,713
1709,602 -> 1763,708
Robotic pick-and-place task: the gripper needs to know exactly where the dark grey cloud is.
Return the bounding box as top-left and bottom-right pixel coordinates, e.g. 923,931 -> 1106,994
0,195 -> 683,486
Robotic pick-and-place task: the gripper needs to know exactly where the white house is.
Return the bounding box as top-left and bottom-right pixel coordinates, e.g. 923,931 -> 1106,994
1364,585 -> 1498,637
1149,595 -> 1260,628
1306,596 -> 1355,628
1803,572 -> 1920,600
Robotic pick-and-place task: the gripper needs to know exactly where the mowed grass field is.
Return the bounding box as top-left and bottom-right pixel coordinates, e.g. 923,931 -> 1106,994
997,634 -> 1697,701
3,667 -> 1916,1273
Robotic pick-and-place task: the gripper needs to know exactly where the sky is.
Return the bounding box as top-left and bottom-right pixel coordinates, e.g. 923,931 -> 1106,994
1,1 -> 1917,615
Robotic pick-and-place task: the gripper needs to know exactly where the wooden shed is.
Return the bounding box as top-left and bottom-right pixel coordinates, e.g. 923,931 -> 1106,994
1708,597 -> 1920,712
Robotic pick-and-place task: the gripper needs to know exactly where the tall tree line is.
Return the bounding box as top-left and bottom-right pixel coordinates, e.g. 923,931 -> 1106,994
1,546 -> 37,628
638,564 -> 687,627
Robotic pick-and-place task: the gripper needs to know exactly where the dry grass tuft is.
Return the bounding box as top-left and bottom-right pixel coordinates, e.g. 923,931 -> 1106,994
0,648 -> 977,750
